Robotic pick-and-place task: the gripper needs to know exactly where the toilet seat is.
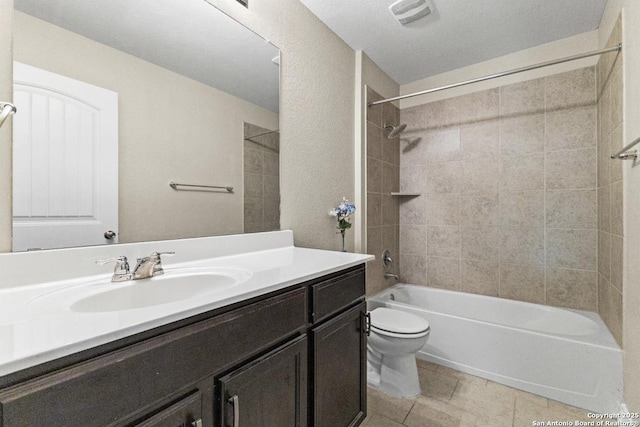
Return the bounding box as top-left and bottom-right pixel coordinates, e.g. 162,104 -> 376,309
369,307 -> 430,338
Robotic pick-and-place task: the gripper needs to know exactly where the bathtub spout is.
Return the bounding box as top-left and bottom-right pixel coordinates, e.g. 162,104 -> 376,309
384,273 -> 399,281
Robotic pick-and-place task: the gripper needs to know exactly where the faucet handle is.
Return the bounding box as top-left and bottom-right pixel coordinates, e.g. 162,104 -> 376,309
96,256 -> 131,282
152,251 -> 175,258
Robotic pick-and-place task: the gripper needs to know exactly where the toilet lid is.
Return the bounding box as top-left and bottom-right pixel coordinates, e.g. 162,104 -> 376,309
369,307 -> 430,335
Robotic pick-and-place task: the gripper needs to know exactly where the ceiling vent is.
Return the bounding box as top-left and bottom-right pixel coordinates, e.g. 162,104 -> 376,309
388,0 -> 433,25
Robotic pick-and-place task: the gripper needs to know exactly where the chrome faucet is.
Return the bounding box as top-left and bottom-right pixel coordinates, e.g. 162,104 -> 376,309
97,251 -> 174,282
132,252 -> 175,280
96,255 -> 132,282
384,273 -> 400,281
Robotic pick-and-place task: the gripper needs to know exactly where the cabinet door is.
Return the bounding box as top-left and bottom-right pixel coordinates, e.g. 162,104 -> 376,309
312,301 -> 366,427
135,390 -> 204,427
219,336 -> 307,427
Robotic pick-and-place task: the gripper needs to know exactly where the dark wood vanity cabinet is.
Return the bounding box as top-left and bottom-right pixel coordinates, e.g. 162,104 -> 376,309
0,264 -> 366,427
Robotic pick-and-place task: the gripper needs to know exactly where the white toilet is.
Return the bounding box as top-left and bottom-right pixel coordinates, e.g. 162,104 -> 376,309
367,307 -> 430,398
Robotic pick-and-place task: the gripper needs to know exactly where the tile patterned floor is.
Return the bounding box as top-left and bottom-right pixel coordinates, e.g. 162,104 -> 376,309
364,359 -> 596,427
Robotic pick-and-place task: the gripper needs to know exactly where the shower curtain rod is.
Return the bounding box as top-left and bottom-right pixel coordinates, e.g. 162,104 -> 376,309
368,44 -> 622,107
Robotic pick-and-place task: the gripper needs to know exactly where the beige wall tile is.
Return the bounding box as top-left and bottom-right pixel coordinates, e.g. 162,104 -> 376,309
401,104 -> 429,132
263,151 -> 279,176
427,257 -> 461,290
423,97 -> 461,130
500,154 -> 545,191
546,106 -> 597,152
367,122 -> 382,160
610,59 -> 623,129
597,135 -> 611,187
382,136 -> 400,166
383,103 -> 399,128
427,193 -> 460,226
244,173 -> 263,198
367,158 -> 382,193
382,194 -> 398,226
461,157 -> 499,194
499,78 -> 545,117
400,225 -> 426,256
546,229 -> 597,270
546,268 -> 597,311
598,274 -> 611,325
427,226 -> 461,258
545,67 -> 596,111
264,175 -> 280,198
500,264 -> 545,304
427,161 -> 461,194
400,136 -> 428,168
611,180 -> 623,236
546,148 -> 597,190
427,128 -> 461,163
382,162 -> 399,193
598,185 -> 611,232
610,288 -> 623,346
500,228 -> 544,265
400,167 -> 428,194
399,196 -> 426,225
598,230 -> 611,279
458,88 -> 499,125
460,120 -> 499,161
598,81 -> 611,142
244,197 -> 263,224
546,189 -> 597,229
500,191 -> 545,228
244,147 -> 263,174
368,193 -> 383,227
367,87 -> 383,126
610,124 -> 623,183
263,197 -> 280,222
500,114 -> 545,156
461,193 -> 499,227
611,234 -> 623,292
461,226 -> 500,261
400,254 -> 427,285
461,260 -> 499,296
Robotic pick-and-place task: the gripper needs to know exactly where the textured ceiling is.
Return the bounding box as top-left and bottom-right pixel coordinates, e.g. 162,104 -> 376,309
299,0 -> 608,85
14,0 -> 280,112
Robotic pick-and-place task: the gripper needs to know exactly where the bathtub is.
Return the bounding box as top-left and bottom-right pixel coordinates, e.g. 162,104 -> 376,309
367,284 -> 622,413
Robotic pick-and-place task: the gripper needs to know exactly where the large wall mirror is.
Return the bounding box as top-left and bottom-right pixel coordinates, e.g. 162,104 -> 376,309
11,0 -> 280,251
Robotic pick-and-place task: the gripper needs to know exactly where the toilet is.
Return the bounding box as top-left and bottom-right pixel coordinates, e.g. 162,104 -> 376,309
367,307 -> 430,398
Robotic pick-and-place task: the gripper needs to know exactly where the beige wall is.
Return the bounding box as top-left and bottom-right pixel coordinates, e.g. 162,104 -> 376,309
0,0 -> 12,252
599,0 -> 640,413
205,0 -> 356,252
11,11 -> 278,245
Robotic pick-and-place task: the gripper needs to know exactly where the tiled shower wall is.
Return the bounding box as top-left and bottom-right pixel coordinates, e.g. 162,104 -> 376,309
597,16 -> 624,346
399,67 -> 600,311
366,87 -> 400,296
243,123 -> 280,233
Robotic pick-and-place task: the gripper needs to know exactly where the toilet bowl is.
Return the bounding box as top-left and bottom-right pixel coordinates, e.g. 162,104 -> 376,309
367,307 -> 430,398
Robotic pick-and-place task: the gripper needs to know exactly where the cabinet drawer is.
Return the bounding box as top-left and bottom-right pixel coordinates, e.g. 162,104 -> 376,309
310,268 -> 365,324
0,288 -> 306,427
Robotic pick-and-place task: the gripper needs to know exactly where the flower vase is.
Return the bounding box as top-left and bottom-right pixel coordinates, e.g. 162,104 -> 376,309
340,229 -> 346,252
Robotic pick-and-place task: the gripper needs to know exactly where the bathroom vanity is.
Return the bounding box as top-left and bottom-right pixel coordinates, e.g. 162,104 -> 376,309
0,231 -> 372,427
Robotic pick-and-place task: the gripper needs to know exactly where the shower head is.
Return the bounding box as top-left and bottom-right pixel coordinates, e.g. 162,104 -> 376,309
384,123 -> 407,139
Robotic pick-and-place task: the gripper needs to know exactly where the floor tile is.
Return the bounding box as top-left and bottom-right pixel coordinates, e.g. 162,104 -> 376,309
418,367 -> 459,401
404,396 -> 477,427
367,387 -> 417,423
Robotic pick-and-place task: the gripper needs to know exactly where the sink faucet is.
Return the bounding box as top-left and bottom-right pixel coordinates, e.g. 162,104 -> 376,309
96,255 -> 132,282
132,252 -> 175,280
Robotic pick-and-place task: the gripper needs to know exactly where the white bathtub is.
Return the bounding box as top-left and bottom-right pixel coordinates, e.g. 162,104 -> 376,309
367,284 -> 622,412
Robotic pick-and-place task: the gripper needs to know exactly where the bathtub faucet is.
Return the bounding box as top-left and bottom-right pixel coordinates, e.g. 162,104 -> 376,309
384,273 -> 399,281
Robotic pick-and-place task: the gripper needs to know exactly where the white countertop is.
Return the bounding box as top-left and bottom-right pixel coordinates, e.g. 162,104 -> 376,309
0,231 -> 373,377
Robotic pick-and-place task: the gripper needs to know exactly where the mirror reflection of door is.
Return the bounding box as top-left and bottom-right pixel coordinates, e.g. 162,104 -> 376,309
12,62 -> 118,251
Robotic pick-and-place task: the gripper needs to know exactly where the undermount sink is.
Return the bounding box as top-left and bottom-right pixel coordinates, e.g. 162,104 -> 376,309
69,267 -> 252,313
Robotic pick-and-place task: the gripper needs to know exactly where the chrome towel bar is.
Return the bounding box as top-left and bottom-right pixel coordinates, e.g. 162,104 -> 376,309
611,135 -> 640,161
169,182 -> 234,192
